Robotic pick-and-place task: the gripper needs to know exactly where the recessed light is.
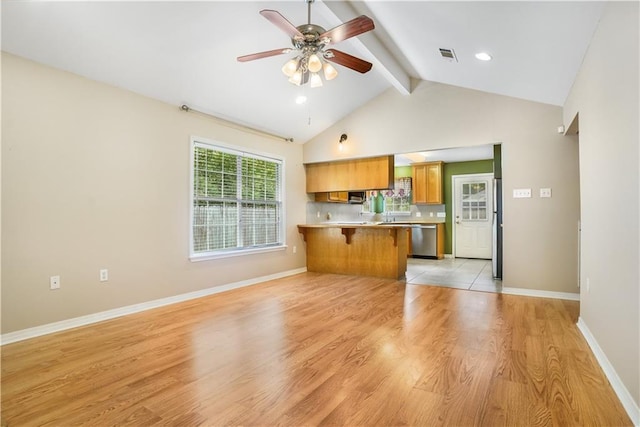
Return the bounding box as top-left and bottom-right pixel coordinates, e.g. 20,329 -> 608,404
475,52 -> 492,61
295,95 -> 307,105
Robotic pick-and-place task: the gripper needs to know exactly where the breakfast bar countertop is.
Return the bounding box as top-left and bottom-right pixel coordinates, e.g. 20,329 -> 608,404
297,220 -> 443,229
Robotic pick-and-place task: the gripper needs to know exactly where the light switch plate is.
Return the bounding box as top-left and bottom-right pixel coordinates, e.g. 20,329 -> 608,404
50,275 -> 60,290
513,188 -> 532,198
540,188 -> 552,198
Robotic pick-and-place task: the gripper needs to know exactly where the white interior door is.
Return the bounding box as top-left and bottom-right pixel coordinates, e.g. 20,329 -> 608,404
453,174 -> 493,259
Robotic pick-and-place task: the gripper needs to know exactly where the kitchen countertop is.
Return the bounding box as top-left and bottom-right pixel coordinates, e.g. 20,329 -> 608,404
298,220 -> 444,228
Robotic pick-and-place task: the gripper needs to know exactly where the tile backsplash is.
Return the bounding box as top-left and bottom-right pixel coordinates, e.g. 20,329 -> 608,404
305,200 -> 445,223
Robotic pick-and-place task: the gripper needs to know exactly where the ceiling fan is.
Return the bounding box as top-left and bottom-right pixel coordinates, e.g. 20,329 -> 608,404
237,0 -> 375,87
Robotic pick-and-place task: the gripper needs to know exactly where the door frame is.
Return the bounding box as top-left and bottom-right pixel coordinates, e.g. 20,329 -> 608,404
451,172 -> 494,258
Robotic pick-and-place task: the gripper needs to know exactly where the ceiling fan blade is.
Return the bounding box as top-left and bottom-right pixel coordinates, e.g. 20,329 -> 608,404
320,15 -> 374,44
260,9 -> 304,40
324,49 -> 373,74
237,48 -> 292,62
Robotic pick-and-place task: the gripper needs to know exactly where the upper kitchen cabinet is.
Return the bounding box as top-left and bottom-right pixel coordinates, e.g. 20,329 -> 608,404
305,155 -> 394,193
412,161 -> 444,204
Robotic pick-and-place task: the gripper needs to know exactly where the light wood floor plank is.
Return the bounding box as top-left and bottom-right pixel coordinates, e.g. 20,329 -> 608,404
1,272 -> 632,426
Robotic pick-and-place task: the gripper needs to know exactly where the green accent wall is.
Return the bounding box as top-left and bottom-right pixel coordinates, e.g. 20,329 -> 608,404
443,160 -> 494,254
395,166 -> 412,178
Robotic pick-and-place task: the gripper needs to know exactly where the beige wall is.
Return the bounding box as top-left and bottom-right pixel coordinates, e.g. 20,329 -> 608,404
564,2 -> 639,407
304,80 -> 580,294
1,53 -> 308,333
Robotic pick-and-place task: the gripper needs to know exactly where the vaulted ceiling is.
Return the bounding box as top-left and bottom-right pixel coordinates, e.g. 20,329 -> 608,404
2,1 -> 604,143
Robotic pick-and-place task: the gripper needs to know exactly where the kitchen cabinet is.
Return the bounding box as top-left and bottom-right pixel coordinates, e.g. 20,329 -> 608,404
315,191 -> 365,203
412,161 -> 443,204
297,223 -> 409,280
305,155 -> 394,193
315,192 -> 349,203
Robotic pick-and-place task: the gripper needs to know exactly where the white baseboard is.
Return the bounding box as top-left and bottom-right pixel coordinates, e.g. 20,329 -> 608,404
1,267 -> 307,346
501,286 -> 580,301
577,317 -> 640,426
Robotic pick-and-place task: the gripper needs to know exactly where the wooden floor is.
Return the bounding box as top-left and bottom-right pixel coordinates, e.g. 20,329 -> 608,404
1,273 -> 632,426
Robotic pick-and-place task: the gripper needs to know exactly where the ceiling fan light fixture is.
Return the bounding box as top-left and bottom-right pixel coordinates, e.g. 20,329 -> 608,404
308,53 -> 322,73
282,58 -> 299,77
323,62 -> 338,80
309,72 -> 323,88
288,69 -> 303,86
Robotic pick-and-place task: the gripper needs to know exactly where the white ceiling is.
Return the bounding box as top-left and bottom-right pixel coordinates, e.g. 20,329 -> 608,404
395,144 -> 495,165
2,1 -> 605,144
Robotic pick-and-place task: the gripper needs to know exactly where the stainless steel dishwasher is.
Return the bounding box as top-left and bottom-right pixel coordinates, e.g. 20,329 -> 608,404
411,225 -> 437,258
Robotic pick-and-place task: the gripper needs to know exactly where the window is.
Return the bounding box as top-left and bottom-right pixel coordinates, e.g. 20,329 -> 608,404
364,178 -> 412,215
190,139 -> 285,260
461,181 -> 487,220
384,177 -> 412,213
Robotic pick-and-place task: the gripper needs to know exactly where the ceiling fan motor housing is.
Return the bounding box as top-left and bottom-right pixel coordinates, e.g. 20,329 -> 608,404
293,24 -> 327,49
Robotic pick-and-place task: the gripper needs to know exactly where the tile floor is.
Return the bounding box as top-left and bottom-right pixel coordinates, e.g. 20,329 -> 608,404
406,257 -> 502,293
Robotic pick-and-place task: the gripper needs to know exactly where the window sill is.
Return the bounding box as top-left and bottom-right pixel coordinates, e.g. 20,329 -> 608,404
189,245 -> 287,262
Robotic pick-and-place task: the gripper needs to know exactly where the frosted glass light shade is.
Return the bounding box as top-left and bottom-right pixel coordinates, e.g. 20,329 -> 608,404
323,62 -> 338,80
310,72 -> 323,88
288,70 -> 303,86
282,58 -> 299,77
308,54 -> 322,73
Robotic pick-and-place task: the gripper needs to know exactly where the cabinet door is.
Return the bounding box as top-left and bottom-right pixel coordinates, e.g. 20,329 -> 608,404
314,192 -> 349,203
305,155 -> 394,193
330,192 -> 349,202
425,163 -> 443,204
412,164 -> 428,204
349,156 -> 394,190
306,162 -> 348,192
412,162 -> 443,204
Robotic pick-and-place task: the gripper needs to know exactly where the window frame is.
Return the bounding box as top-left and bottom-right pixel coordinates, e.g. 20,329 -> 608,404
189,136 -> 286,261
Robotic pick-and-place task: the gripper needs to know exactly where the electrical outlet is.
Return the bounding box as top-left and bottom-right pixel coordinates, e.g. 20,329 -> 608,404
513,188 -> 532,198
293,246 -> 297,254
415,212 -> 421,217
50,275 -> 60,290
100,269 -> 108,282
437,212 -> 446,218
540,188 -> 552,198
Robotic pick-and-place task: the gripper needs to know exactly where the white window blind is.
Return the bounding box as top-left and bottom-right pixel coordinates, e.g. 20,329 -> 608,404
191,140 -> 284,259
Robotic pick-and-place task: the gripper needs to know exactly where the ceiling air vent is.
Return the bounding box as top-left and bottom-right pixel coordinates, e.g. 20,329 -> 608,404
439,48 -> 458,62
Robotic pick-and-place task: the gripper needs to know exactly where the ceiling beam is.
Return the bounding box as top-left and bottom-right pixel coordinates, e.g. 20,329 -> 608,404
319,1 -> 412,95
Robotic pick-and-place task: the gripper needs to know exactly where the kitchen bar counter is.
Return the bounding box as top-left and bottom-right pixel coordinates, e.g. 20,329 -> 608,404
297,223 -> 411,280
